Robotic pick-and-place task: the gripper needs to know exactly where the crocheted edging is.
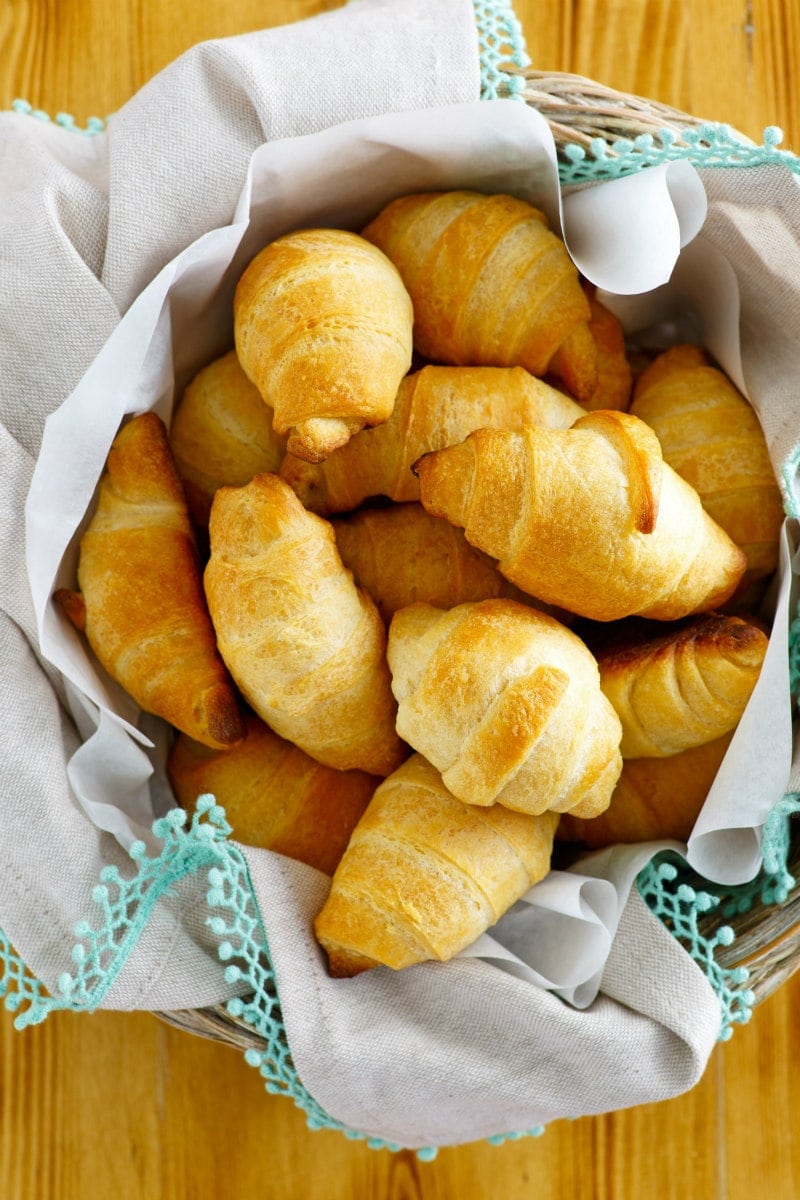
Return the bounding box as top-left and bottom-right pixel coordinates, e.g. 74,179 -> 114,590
636,799 -> 799,1043
0,801 -> 443,1157
472,0 -> 530,102
9,98 -> 106,135
558,123 -> 800,185
637,587 -> 800,1040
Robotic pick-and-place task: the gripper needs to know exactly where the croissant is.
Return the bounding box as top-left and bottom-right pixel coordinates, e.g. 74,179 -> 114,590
169,349 -> 287,527
593,613 -> 768,757
53,412 -> 244,749
279,364 -> 583,516
413,411 -> 748,622
233,228 -> 413,464
314,753 -> 559,976
557,732 -> 733,848
575,292 -> 632,411
361,191 -> 598,401
203,473 -> 405,776
168,712 -> 378,875
332,503 -> 541,624
387,600 -> 622,817
630,344 -> 784,583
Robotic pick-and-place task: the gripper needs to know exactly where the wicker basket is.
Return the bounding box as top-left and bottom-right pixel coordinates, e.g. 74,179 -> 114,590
155,69 -> 800,1062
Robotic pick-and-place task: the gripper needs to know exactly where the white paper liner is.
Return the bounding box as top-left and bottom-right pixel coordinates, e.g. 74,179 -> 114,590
24,99 -> 795,1008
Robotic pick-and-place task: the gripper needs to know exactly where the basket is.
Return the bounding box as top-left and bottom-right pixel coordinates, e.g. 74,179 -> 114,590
4,43 -> 800,1155
151,67 -> 800,1061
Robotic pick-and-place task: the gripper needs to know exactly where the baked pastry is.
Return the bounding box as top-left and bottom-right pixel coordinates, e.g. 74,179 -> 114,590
168,712 -> 378,875
234,228 -> 413,463
413,411 -> 748,621
332,503 -> 539,624
630,344 -> 783,583
594,613 -> 768,757
558,732 -> 733,847
576,291 -> 632,411
387,599 -> 622,817
314,753 -> 559,976
169,349 -> 287,527
279,363 -> 582,516
203,473 -> 405,776
54,412 -> 244,749
361,190 -> 598,401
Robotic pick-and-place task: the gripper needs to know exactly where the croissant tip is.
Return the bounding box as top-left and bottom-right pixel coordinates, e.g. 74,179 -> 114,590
201,692 -> 247,749
53,587 -> 86,632
409,453 -> 428,479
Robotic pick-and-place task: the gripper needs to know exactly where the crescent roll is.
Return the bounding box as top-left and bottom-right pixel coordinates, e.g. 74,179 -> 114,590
576,292 -> 632,411
332,503 -> 539,624
54,412 -> 244,749
203,473 -> 405,776
413,411 -> 748,622
594,613 -> 768,757
387,600 -> 622,818
280,363 -> 582,516
169,349 -> 287,527
557,732 -> 733,848
361,190 -> 598,402
631,344 -> 784,583
168,712 -> 378,875
314,753 -> 559,976
234,228 -> 413,464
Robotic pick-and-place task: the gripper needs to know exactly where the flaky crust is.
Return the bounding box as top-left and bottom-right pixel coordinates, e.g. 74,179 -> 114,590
361,190 -> 597,401
233,228 -> 413,463
413,411 -> 748,622
332,503 -> 538,624
631,344 -> 784,583
169,349 -> 287,527
62,412 -> 244,749
387,600 -> 622,817
558,732 -> 733,848
314,753 -> 559,976
594,613 -> 768,757
279,363 -> 583,515
575,293 -> 633,411
168,712 -> 378,875
203,473 -> 405,776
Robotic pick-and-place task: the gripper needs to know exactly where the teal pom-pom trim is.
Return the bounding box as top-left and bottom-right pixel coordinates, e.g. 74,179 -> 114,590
10,98 -> 106,135
558,122 -> 800,186
636,856 -> 757,1040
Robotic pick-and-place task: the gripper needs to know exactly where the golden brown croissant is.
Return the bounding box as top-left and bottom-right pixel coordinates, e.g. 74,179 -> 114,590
314,753 -> 559,976
361,191 -> 598,401
168,712 -> 378,875
332,503 -> 541,624
575,292 -> 632,411
557,732 -> 733,848
169,349 -> 287,527
279,364 -> 583,515
233,228 -> 413,464
54,412 -> 245,749
387,600 -> 622,817
593,613 -> 768,757
203,473 -> 405,776
413,411 -> 748,622
630,344 -> 784,583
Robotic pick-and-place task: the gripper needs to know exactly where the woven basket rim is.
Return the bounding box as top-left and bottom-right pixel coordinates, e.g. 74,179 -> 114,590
154,72 -> 799,1057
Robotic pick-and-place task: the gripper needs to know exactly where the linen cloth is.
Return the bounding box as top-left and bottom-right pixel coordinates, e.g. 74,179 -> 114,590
2,0 -> 790,1147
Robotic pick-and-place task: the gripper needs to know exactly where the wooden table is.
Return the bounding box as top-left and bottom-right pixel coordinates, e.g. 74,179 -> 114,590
2,3 -> 799,1197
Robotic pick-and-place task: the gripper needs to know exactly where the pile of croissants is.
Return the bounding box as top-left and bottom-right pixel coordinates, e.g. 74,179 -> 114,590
54,190 -> 783,978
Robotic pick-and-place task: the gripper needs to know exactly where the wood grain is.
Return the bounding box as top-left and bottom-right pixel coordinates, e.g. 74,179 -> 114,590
2,2 -> 800,1197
